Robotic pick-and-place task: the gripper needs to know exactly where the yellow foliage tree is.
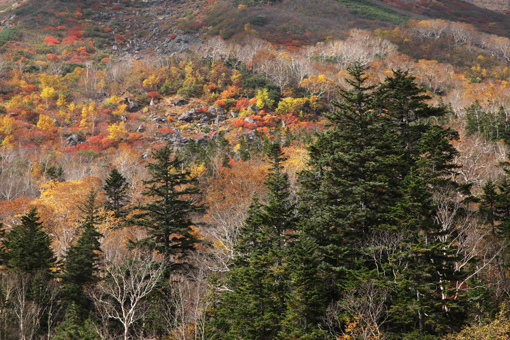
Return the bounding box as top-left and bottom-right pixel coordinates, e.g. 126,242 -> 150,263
80,101 -> 99,134
103,95 -> 123,108
299,74 -> 336,100
41,87 -> 57,106
275,97 -> 309,115
57,93 -> 67,108
108,122 -> 128,141
112,104 -> 127,116
30,177 -> 104,256
37,114 -> 56,131
256,88 -> 274,109
443,302 -> 510,340
0,114 -> 17,135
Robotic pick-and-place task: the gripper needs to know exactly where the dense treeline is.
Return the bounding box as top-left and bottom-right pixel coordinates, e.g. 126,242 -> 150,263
1,65 -> 510,339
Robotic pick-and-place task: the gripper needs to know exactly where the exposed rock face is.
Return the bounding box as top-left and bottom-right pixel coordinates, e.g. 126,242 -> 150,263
66,134 -> 85,146
463,0 -> 510,11
124,98 -> 139,112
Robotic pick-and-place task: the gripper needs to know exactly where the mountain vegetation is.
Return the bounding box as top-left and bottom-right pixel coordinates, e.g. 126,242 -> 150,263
1,0 -> 510,339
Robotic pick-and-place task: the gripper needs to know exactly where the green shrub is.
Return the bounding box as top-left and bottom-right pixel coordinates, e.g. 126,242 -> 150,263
134,93 -> 150,107
13,6 -> 36,16
62,63 -> 84,75
177,84 -> 202,98
83,9 -> 94,17
83,27 -> 109,39
248,16 -> 269,26
0,29 -> 19,46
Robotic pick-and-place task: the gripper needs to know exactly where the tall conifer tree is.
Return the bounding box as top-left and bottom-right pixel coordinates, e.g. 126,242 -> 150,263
103,168 -> 130,219
291,64 -> 467,338
129,146 -> 205,271
212,142 -> 297,340
61,190 -> 103,316
0,208 -> 56,276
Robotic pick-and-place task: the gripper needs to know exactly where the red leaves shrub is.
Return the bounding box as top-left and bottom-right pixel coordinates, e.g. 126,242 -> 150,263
158,127 -> 175,134
46,54 -> 59,61
214,99 -> 227,108
112,5 -> 122,10
44,36 -> 61,45
127,132 -> 142,141
147,91 -> 162,99
69,27 -> 84,39
65,17 -> 77,24
232,119 -> 256,130
235,98 -> 250,111
43,26 -> 57,31
207,84 -> 217,92
187,22 -> 207,29
197,107 -> 208,113
104,27 -> 112,33
90,3 -> 102,9
63,36 -> 81,44
115,34 -> 125,43
88,132 -> 116,150
170,34 -> 177,39
251,112 -> 280,128
280,113 -> 300,127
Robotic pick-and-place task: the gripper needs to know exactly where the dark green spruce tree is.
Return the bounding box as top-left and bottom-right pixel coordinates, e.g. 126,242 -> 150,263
0,208 -> 56,275
211,142 -> 297,340
129,146 -> 206,271
103,168 -> 130,219
288,65 -> 468,339
61,189 -> 103,317
287,63 -> 400,338
0,208 -> 59,338
51,303 -> 99,340
378,70 -> 468,338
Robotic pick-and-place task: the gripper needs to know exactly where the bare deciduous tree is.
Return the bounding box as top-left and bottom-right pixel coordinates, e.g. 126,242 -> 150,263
89,259 -> 163,340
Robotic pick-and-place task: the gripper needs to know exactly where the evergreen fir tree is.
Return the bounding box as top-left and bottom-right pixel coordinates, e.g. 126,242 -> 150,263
291,64 -> 399,337
0,208 -> 56,276
51,303 -> 99,340
103,168 -> 130,219
293,64 -> 468,338
61,190 -> 103,316
212,142 -> 297,340
479,179 -> 498,236
129,146 -> 206,271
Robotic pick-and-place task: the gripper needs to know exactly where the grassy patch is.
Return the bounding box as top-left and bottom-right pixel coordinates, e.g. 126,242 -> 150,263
337,0 -> 409,25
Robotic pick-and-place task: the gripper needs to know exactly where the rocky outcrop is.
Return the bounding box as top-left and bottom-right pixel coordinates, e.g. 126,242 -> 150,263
462,0 -> 510,12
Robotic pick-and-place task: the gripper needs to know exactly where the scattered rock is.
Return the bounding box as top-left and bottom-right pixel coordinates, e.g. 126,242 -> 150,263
196,135 -> 209,146
230,111 -> 238,118
152,117 -> 166,124
136,124 -> 146,133
175,99 -> 189,106
244,117 -> 255,124
215,106 -> 225,114
165,130 -> 189,148
124,97 -> 139,112
178,112 -> 193,122
248,105 -> 260,113
141,152 -> 151,159
66,134 -> 84,146
215,115 -> 226,124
